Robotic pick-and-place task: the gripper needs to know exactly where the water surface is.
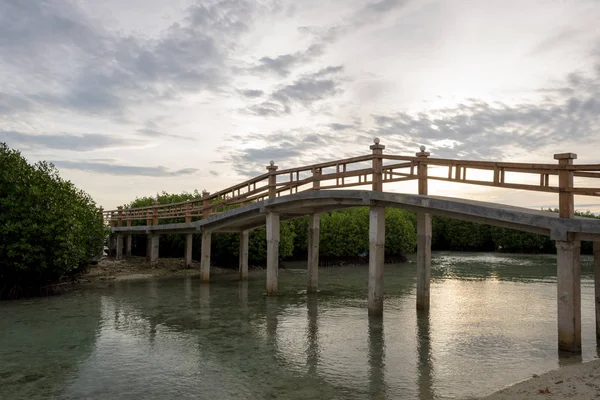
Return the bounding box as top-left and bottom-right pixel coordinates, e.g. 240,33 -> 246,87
0,252 -> 597,399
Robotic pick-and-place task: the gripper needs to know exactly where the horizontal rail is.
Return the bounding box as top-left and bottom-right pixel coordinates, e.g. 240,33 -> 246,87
102,145 -> 600,226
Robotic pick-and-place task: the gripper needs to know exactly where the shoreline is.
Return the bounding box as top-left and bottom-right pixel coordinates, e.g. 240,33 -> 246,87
82,256 -> 240,286
478,358 -> 600,399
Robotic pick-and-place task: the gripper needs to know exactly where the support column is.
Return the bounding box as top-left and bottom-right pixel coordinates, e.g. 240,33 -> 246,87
266,212 -> 280,295
239,230 -> 249,280
184,233 -> 193,268
556,240 -> 581,353
416,213 -> 432,310
368,206 -> 385,316
146,235 -> 152,261
200,231 -> 211,282
108,234 -> 115,257
416,146 -> 431,310
594,242 -> 600,347
125,235 -> 132,257
116,234 -> 124,260
307,214 -> 320,293
150,234 -> 160,266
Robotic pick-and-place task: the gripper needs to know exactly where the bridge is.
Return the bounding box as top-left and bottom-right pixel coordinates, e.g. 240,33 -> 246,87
103,139 -> 600,354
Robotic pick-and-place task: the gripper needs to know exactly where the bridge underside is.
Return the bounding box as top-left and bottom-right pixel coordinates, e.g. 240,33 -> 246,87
112,190 -> 600,241
109,190 -> 600,355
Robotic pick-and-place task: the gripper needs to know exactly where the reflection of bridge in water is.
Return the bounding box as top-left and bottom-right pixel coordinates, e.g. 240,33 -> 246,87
104,139 -> 600,354
72,278 -> 434,399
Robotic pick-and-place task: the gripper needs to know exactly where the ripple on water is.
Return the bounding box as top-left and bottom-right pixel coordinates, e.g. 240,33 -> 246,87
0,252 -> 597,400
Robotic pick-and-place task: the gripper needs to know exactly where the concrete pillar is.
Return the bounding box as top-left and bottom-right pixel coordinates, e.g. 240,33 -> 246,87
239,230 -> 249,280
594,241 -> 600,347
108,234 -> 115,257
125,235 -> 132,257
307,214 -> 320,293
416,212 -> 432,310
368,206 -> 385,316
200,231 -> 211,282
266,212 -> 280,295
115,234 -> 124,260
146,235 -> 152,261
556,240 -> 581,353
150,234 -> 159,266
184,233 -> 193,268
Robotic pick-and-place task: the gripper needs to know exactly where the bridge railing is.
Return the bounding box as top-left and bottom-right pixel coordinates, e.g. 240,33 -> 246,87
101,141 -> 600,227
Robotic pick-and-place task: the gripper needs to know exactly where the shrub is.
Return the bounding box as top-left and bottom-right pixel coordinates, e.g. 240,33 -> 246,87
0,143 -> 105,298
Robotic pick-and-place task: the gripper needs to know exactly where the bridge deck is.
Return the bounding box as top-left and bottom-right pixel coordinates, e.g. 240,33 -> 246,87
111,190 -> 600,241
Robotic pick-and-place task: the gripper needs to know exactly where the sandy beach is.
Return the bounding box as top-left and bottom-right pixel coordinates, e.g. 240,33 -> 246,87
480,358 -> 600,399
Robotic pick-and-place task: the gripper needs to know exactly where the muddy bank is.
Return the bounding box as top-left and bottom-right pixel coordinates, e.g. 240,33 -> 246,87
83,256 -> 238,284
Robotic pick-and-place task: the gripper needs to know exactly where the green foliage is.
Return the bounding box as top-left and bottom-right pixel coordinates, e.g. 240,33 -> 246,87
119,189 -> 600,266
0,143 -> 105,298
385,208 -> 417,255
320,208 -> 370,257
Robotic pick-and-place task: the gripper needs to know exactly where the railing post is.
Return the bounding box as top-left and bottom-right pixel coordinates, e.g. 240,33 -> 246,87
267,160 -> 278,198
202,190 -> 210,219
554,152 -> 581,353
368,138 -> 386,316
370,138 -> 384,192
117,206 -> 123,227
152,201 -> 159,226
312,167 -> 321,191
416,146 -> 432,311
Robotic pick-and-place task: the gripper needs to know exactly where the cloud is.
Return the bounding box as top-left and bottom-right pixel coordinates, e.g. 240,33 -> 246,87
51,160 -> 199,177
300,0 -> 409,45
135,120 -> 194,140
223,125 -> 361,176
369,67 -> 600,159
239,89 -> 264,98
2,130 -> 132,151
250,44 -> 324,77
244,66 -> 345,116
0,0 -> 281,118
0,93 -> 32,116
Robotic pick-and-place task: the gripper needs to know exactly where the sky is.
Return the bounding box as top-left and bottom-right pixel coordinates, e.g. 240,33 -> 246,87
2,0 -> 600,211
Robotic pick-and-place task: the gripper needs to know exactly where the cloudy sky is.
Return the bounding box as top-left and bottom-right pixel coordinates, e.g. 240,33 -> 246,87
2,0 -> 600,210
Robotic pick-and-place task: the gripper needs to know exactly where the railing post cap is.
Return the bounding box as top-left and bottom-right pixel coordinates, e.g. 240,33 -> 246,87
416,145 -> 430,157
554,153 -> 577,160
152,201 -> 160,205
370,137 -> 385,151
266,161 -> 278,171
117,205 -> 123,210
202,189 -> 210,197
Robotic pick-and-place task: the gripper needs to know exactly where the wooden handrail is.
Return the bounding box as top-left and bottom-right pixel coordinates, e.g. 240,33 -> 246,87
101,143 -> 600,225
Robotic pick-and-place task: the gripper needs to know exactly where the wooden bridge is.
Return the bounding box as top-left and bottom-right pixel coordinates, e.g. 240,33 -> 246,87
103,139 -> 600,354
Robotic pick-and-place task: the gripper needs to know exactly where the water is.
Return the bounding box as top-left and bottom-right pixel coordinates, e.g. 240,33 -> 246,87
0,252 -> 598,400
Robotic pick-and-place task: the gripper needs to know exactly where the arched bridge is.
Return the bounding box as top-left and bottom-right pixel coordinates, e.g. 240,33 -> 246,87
103,140 -> 600,354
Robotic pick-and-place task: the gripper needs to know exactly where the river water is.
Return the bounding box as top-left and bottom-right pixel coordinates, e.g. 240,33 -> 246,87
0,252 -> 598,400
